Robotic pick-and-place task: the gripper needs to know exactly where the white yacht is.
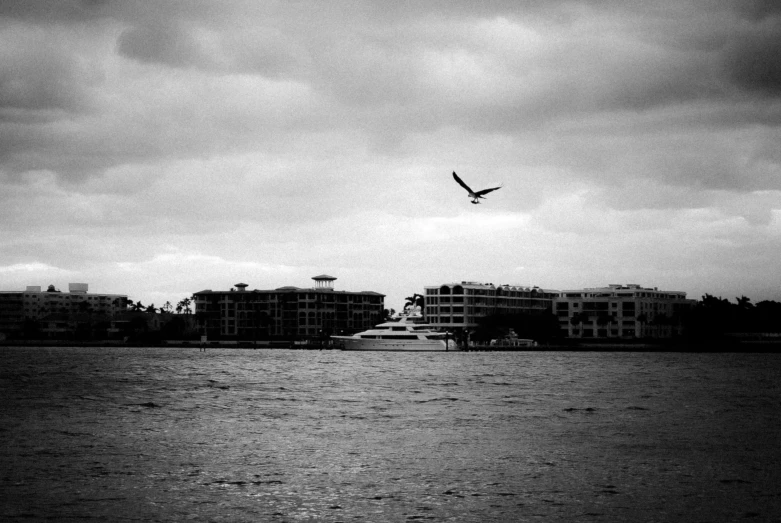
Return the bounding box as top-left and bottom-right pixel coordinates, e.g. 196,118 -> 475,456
331,313 -> 457,351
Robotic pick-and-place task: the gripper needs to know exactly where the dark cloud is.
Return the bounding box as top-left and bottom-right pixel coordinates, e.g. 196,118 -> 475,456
116,23 -> 207,69
728,0 -> 781,22
0,32 -> 99,117
0,0 -> 109,23
722,21 -> 781,96
2,1 -> 780,194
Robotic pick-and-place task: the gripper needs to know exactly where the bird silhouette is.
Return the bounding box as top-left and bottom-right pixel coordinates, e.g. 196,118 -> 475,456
452,171 -> 502,204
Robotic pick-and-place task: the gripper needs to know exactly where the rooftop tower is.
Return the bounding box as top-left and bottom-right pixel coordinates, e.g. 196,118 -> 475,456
312,274 -> 336,290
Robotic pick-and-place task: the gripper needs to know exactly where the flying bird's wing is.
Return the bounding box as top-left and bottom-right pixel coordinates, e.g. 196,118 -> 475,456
452,172 -> 474,194
475,186 -> 502,197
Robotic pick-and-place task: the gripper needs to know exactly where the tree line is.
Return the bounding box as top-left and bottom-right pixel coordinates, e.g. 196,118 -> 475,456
682,295 -> 781,340
126,297 -> 194,314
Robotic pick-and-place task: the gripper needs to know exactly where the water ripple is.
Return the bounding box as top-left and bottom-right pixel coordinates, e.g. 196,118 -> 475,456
1,348 -> 780,521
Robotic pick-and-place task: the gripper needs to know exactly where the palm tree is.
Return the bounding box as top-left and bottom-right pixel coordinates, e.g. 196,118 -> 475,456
404,293 -> 425,313
176,298 -> 192,314
161,301 -> 173,314
735,295 -> 754,331
652,313 -> 670,338
736,295 -> 753,309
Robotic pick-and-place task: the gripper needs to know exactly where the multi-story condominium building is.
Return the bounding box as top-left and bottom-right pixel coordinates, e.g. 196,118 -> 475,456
0,283 -> 128,338
423,281 -> 557,330
554,284 -> 695,339
192,275 -> 385,340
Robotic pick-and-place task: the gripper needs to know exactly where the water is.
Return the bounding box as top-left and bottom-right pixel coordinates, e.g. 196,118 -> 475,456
1,347 -> 780,522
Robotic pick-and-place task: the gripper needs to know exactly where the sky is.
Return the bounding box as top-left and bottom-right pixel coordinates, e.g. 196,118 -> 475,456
2,0 -> 781,312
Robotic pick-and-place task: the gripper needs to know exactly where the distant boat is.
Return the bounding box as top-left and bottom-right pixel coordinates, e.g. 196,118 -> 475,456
488,338 -> 537,348
332,313 -> 457,351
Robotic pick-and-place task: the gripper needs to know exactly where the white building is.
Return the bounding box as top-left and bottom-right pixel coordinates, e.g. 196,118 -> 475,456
424,281 -> 557,330
0,283 -> 127,337
554,284 -> 695,339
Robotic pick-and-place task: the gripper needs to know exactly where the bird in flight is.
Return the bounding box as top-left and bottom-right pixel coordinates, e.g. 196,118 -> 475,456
452,171 -> 502,204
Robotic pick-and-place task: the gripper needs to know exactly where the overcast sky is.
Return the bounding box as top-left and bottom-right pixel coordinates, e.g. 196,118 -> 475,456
2,0 -> 781,311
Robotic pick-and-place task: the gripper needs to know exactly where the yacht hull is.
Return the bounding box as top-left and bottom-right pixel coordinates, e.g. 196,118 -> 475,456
332,337 -> 456,351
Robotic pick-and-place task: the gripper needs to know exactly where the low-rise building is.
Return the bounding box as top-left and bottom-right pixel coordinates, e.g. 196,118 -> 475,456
192,275 -> 385,340
0,283 -> 127,338
424,281 -> 558,330
554,284 -> 695,339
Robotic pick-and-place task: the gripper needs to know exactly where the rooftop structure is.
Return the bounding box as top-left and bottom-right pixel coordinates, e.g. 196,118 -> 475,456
312,274 -> 337,290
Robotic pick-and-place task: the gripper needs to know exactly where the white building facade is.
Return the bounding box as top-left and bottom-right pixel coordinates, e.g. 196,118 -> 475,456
0,283 -> 128,337
554,284 -> 695,339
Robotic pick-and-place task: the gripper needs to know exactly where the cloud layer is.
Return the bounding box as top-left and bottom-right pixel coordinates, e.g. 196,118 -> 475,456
2,0 -> 780,308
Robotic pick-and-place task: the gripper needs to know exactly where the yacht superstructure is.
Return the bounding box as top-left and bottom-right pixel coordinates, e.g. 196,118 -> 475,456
331,314 -> 456,351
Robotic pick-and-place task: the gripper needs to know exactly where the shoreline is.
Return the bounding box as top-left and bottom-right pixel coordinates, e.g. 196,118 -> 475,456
2,339 -> 780,352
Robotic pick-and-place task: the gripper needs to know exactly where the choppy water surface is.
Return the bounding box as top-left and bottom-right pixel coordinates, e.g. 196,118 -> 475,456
1,348 -> 780,522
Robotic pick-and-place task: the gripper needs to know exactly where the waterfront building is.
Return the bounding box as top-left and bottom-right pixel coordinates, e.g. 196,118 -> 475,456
0,283 -> 128,338
423,281 -> 557,330
192,275 -> 385,340
554,284 -> 695,339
